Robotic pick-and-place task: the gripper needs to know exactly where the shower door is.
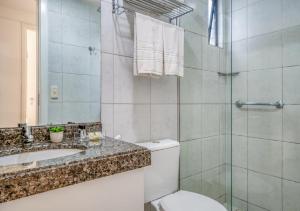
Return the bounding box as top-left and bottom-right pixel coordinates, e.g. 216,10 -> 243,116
179,0 -> 232,209
230,0 -> 300,210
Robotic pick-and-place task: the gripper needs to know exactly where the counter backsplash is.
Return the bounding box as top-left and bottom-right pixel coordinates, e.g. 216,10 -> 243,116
0,122 -> 102,148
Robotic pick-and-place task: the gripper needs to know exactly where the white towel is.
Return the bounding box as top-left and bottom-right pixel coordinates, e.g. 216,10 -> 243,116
134,13 -> 164,77
163,23 -> 184,77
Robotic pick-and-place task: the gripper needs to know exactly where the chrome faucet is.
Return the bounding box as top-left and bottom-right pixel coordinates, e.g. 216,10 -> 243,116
18,123 -> 34,144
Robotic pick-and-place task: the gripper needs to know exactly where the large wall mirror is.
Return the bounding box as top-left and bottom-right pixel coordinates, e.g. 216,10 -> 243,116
0,0 -> 101,128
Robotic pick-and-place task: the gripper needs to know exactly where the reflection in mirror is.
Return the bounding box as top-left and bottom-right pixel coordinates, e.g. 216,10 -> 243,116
0,0 -> 38,128
40,0 -> 101,125
0,0 -> 101,128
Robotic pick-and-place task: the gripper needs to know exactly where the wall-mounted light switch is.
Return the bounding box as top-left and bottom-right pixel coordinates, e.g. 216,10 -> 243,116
50,85 -> 59,99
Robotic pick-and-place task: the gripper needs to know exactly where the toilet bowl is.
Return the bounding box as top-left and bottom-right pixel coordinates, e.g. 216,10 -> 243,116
137,139 -> 227,211
151,190 -> 227,211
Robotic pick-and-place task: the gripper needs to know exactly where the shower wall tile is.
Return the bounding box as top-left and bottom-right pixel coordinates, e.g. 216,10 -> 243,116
113,15 -> 134,57
248,68 -> 282,102
248,171 -> 282,211
89,2 -> 101,24
180,105 -> 202,141
232,198 -> 248,211
181,0 -> 208,36
283,66 -> 300,105
89,103 -> 101,122
48,102 -> 63,124
62,0 -> 90,20
232,0 -> 247,11
202,167 -> 223,200
101,1 -> 114,53
180,68 -> 203,103
283,180 -> 300,211
232,8 -> 247,41
62,16 -> 90,47
184,31 -> 202,69
90,50 -> 101,75
283,105 -> 300,143
48,42 -> 62,73
283,0 -> 300,28
248,138 -> 282,177
202,71 -> 220,103
232,72 -> 247,102
113,55 -> 150,104
180,173 -> 202,194
62,102 -> 90,123
180,139 -> 202,178
100,103 -> 114,137
48,0 -> 61,13
202,136 -> 220,170
101,53 -> 113,103
90,22 -> 101,49
151,77 -> 178,104
202,40 -> 220,72
247,32 -> 282,70
283,26 -> 300,67
232,106 -> 247,136
247,204 -> 269,211
248,109 -> 282,140
113,104 -> 150,143
232,135 -> 247,168
232,40 -> 247,72
48,12 -> 62,43
63,74 -> 90,102
247,0 -> 282,37
202,104 -> 220,137
62,45 -> 90,74
150,105 -> 178,140
89,76 -> 101,102
283,142 -> 300,182
232,166 -> 247,201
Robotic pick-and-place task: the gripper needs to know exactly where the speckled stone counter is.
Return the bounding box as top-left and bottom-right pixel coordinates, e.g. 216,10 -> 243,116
0,138 -> 151,203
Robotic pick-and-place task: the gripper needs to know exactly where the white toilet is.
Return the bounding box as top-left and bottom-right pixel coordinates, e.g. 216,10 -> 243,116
137,139 -> 227,211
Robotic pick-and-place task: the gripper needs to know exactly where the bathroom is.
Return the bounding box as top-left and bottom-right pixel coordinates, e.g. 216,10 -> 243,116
0,0 -> 299,210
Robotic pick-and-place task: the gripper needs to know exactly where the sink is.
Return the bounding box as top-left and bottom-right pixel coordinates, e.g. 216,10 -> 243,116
0,149 -> 83,166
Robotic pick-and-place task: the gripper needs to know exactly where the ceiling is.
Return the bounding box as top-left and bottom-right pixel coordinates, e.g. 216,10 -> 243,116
0,0 -> 37,13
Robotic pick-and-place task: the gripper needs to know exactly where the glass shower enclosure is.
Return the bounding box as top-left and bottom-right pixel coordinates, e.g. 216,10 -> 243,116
179,0 -> 300,210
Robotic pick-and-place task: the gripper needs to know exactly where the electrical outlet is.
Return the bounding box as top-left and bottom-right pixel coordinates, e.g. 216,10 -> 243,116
50,85 -> 59,99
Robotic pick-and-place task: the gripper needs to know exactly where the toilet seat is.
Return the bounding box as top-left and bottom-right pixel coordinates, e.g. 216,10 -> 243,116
151,191 -> 227,211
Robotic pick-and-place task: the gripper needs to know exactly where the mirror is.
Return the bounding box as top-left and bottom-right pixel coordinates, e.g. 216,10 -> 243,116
0,0 -> 101,128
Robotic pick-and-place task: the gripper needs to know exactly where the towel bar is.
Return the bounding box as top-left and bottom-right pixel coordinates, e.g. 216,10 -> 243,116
235,100 -> 284,109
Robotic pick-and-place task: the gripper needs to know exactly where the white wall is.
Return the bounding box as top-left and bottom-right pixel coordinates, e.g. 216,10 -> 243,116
100,0 -> 178,143
0,5 -> 36,128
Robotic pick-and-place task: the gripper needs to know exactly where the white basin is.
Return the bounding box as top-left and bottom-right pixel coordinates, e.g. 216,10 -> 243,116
0,149 -> 82,166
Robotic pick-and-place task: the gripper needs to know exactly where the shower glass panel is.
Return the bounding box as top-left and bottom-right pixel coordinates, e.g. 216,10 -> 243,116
179,0 -> 232,209
230,0 -> 300,210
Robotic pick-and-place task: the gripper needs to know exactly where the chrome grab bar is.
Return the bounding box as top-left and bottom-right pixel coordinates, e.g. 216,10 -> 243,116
235,100 -> 284,109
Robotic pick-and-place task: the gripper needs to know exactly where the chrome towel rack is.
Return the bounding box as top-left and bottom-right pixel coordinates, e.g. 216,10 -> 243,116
235,100 -> 284,109
112,0 -> 193,21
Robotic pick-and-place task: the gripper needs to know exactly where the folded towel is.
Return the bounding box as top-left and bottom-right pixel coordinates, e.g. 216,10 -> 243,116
163,23 -> 184,77
134,13 -> 164,77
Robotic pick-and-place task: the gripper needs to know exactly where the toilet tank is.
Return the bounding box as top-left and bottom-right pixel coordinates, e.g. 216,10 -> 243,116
137,139 -> 180,203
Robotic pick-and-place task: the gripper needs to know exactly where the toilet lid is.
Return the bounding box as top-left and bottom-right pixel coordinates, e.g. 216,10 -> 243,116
158,191 -> 227,211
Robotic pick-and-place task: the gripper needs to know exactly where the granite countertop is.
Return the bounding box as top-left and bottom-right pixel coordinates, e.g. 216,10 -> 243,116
0,138 -> 151,203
